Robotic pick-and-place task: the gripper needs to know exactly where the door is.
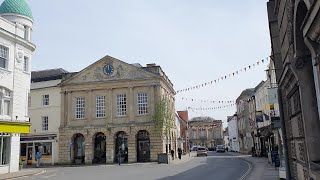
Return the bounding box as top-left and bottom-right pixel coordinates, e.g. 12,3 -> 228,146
27,146 -> 33,165
137,141 -> 150,162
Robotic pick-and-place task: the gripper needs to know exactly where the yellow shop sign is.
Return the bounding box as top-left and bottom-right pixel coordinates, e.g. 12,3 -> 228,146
0,121 -> 31,134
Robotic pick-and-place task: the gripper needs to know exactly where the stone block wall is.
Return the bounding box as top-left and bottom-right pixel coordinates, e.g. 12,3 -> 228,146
58,125 -> 166,164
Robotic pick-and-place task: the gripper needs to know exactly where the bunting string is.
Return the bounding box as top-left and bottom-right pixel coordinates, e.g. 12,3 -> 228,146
176,57 -> 269,94
188,103 -> 236,111
179,97 -> 235,104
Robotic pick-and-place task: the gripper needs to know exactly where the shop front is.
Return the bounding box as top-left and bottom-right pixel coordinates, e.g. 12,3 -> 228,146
20,134 -> 57,166
0,121 -> 31,174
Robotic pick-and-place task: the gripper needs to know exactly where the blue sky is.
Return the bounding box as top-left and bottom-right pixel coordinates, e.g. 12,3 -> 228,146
27,0 -> 270,127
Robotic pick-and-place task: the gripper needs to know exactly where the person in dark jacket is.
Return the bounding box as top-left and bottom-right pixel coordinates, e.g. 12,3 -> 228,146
170,149 -> 174,160
178,148 -> 182,160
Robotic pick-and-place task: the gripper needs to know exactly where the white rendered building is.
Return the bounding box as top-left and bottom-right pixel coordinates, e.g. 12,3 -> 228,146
20,69 -> 67,166
0,0 -> 35,174
227,115 -> 239,152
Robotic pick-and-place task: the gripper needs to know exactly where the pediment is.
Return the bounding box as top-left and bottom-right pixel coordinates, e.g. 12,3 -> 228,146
62,56 -> 158,85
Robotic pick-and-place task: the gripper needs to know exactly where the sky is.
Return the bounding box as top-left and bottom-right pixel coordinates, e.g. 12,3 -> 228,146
27,0 -> 271,128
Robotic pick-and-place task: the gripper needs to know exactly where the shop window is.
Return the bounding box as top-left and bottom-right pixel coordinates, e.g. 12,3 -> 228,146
20,143 -> 27,157
42,142 -> 52,156
0,135 -> 10,165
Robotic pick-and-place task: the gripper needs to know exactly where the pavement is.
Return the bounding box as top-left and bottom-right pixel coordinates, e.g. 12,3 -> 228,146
169,151 -> 195,164
227,151 -> 279,180
0,169 -> 45,180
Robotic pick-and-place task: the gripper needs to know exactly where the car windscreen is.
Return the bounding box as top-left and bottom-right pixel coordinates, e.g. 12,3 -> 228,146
198,148 -> 205,150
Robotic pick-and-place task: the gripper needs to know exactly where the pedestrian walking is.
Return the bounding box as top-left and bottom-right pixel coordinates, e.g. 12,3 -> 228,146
170,149 -> 174,160
36,151 -> 42,168
178,148 -> 182,160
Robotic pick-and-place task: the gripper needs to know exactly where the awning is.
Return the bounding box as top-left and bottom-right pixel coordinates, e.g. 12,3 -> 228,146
0,121 -> 31,134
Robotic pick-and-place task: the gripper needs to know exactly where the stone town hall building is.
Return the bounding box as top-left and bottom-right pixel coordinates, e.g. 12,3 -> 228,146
58,56 -> 176,164
267,0 -> 320,179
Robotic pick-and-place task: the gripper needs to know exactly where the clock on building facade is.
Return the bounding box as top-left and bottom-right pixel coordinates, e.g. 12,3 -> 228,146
103,64 -> 114,75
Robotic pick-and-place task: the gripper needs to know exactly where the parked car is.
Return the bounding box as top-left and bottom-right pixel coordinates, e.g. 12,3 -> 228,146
196,147 -> 208,156
208,146 -> 216,151
191,146 -> 199,151
216,145 -> 225,152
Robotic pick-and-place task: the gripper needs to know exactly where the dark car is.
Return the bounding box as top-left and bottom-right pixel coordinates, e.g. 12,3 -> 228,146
207,146 -> 216,151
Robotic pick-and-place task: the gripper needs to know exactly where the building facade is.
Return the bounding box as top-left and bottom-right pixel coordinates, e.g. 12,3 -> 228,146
227,115 -> 240,152
177,110 -> 189,153
0,0 -> 35,174
20,69 -> 68,166
58,56 -> 176,164
223,127 -> 229,150
188,117 -> 223,147
236,89 -> 255,154
267,0 -> 320,179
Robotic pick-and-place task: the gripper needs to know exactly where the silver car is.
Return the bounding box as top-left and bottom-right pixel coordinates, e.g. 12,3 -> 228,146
216,145 -> 225,152
196,147 -> 208,156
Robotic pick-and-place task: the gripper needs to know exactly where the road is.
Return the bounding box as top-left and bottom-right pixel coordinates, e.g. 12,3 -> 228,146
17,152 -> 250,180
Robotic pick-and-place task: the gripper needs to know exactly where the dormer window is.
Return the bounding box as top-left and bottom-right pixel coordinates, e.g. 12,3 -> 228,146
0,46 -> 8,69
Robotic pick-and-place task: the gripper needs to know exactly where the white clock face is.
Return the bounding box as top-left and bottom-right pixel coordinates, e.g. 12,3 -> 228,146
103,64 -> 114,75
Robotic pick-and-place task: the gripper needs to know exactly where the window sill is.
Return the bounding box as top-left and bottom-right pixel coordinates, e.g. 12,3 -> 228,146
96,116 -> 106,119
136,113 -> 149,117
0,67 -> 11,73
115,115 -> 128,118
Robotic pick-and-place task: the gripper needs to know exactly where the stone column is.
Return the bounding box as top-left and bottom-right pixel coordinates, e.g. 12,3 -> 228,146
149,85 -> 155,115
108,89 -> 113,124
58,128 -> 71,164
67,92 -> 72,126
128,132 -> 136,163
129,87 -> 134,122
87,90 -> 93,126
106,137 -> 114,163
60,91 -> 66,127
84,130 -> 93,164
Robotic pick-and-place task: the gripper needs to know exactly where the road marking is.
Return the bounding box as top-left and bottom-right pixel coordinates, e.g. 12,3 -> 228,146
40,173 -> 56,179
239,160 -> 252,180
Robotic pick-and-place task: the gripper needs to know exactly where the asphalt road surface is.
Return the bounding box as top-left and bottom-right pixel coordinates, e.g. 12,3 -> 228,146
18,152 -> 250,180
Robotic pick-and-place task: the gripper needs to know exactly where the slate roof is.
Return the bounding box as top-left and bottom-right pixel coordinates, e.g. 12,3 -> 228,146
31,68 -> 68,82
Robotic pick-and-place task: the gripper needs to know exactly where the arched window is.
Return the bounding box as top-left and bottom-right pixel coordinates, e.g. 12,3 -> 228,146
0,87 -> 11,116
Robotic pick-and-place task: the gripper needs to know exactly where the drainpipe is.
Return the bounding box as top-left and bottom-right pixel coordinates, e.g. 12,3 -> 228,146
277,89 -> 291,179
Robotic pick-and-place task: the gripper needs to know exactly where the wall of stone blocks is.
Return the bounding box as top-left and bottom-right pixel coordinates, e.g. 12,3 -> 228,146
59,125 -> 167,164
